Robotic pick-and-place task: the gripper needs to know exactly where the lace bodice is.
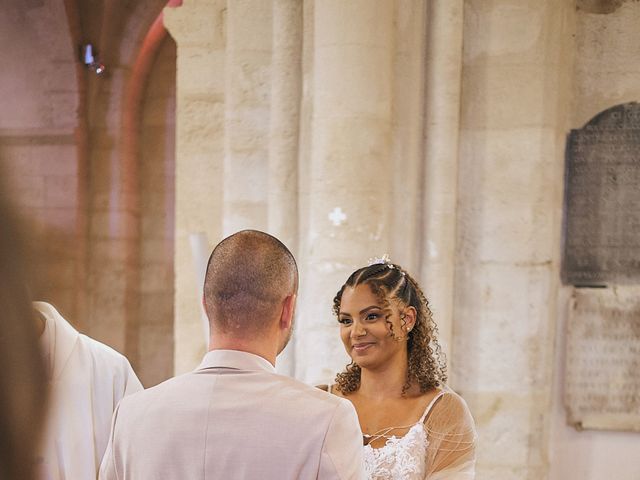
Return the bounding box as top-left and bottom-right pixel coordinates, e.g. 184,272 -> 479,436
360,387 -> 477,480
364,421 -> 428,479
362,392 -> 439,480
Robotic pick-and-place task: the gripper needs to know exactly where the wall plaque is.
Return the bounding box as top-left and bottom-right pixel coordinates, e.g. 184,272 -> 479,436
565,288 -> 640,432
562,102 -> 640,285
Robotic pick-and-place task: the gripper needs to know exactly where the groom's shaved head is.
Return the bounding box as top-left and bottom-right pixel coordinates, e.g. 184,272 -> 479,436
203,230 -> 297,334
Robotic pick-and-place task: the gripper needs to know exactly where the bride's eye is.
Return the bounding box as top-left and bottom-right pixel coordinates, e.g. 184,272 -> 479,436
338,316 -> 353,325
365,313 -> 379,321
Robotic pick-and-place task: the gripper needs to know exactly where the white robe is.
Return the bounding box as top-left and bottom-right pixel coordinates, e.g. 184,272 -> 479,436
34,302 -> 143,480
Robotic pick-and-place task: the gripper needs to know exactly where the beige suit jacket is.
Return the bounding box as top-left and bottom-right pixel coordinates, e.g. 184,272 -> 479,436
99,350 -> 364,479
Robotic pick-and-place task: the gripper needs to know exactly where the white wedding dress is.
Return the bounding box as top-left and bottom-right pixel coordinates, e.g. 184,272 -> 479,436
362,386 -> 477,480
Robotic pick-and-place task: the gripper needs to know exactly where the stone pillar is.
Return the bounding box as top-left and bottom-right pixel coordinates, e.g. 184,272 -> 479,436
268,0 -> 303,376
223,0 -> 272,234
453,0 -> 574,477
87,83 -> 139,360
164,1 -> 226,374
389,0 -> 427,272
420,0 -> 465,360
296,0 -> 395,384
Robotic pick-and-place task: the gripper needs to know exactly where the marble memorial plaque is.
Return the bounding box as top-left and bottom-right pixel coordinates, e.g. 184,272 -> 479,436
562,102 -> 640,285
565,288 -> 640,432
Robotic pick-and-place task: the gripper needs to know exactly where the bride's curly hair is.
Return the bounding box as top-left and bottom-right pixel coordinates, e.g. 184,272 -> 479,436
333,262 -> 447,395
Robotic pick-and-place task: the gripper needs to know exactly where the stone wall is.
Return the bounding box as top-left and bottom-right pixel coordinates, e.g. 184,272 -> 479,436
137,36 -> 176,387
453,1 -> 575,477
0,0 -> 81,324
0,0 -> 177,388
548,2 -> 640,479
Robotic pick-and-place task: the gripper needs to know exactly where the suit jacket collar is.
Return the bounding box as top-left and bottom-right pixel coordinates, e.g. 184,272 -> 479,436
197,349 -> 276,373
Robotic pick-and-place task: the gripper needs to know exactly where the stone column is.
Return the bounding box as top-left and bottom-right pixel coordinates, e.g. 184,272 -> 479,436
453,0 -> 574,477
268,0 -> 303,376
164,1 -> 226,374
420,0 -> 465,360
223,0 -> 272,234
389,0 -> 428,272
296,0 -> 395,384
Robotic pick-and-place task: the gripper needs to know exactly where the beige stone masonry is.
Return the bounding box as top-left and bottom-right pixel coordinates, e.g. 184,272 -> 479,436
165,0 -> 227,374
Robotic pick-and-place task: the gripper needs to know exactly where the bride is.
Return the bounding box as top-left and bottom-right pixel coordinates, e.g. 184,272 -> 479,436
326,257 -> 476,479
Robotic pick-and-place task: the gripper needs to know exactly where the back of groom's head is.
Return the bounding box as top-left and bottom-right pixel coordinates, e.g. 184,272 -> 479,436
203,230 -> 297,335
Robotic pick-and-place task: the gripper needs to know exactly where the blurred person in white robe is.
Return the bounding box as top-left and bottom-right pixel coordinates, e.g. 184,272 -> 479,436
0,173 -> 47,480
34,301 -> 143,480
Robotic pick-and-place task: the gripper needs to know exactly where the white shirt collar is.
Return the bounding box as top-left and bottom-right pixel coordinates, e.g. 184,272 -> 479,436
197,349 -> 276,374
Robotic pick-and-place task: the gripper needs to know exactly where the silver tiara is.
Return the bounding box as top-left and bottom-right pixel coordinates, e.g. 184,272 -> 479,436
368,253 -> 391,266
367,254 -> 405,275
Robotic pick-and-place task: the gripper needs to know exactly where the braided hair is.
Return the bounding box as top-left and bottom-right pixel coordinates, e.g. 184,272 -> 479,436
333,261 -> 447,395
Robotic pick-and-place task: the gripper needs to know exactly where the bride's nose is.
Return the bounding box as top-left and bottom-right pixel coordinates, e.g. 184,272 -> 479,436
351,322 -> 367,338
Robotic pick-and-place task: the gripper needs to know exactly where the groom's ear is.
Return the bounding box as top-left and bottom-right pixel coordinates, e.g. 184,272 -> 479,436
279,294 -> 297,330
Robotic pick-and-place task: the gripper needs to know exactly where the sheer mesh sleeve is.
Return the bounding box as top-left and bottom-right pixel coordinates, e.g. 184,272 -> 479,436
424,388 -> 477,479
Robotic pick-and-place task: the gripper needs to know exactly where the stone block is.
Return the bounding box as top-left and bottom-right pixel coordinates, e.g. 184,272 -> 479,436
222,200 -> 268,235
11,175 -> 46,208
140,264 -> 173,293
39,207 -> 76,234
141,238 -> 173,264
141,214 -> 170,238
137,324 -> 174,387
224,152 -> 268,204
309,116 -> 392,192
179,96 -> 224,145
37,145 -> 78,176
460,63 -> 559,129
573,71 -> 640,126
315,44 -> 392,120
1,146 -> 34,176
575,3 -> 640,73
452,263 -> 555,391
141,96 -> 175,128
457,128 -> 562,264
463,0 -> 546,66
164,2 -> 225,48
141,192 -> 172,216
139,292 -> 174,326
44,175 -> 77,208
47,92 -> 79,129
91,238 -> 137,264
41,260 -> 76,287
227,0 -> 272,53
314,0 -> 393,48
90,210 -> 139,239
227,52 -> 271,106
463,391 -> 549,476
89,268 -> 128,296
177,48 -> 225,93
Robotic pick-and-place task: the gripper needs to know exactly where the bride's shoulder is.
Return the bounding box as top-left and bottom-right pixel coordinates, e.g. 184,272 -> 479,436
424,385 -> 475,426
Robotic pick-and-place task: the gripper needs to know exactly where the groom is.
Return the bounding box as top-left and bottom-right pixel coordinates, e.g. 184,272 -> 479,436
99,230 -> 364,479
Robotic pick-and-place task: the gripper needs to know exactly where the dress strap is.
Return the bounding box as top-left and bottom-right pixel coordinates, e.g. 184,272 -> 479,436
419,389 -> 447,423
